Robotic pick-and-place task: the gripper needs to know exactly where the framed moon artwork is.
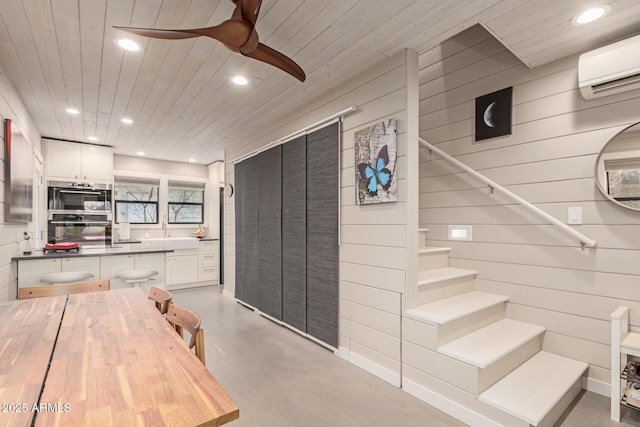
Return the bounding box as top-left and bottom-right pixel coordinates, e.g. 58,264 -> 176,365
475,86 -> 512,142
354,119 -> 398,205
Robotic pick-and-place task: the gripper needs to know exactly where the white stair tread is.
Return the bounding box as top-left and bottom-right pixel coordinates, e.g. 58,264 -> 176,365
479,351 -> 587,426
621,331 -> 640,354
418,227 -> 429,232
417,267 -> 477,286
418,246 -> 451,254
439,319 -> 545,368
406,291 -> 509,324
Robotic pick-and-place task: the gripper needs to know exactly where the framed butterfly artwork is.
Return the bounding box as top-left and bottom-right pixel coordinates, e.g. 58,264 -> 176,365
354,119 -> 398,205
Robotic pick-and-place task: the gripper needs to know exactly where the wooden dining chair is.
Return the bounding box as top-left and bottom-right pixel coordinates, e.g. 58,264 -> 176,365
147,286 -> 172,314
166,304 -> 205,365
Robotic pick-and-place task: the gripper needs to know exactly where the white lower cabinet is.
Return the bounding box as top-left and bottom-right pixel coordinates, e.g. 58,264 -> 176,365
167,250 -> 199,288
166,240 -> 219,290
18,257 -> 101,288
100,253 -> 166,291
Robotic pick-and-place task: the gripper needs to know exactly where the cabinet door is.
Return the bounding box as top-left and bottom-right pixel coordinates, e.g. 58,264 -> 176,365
168,255 -> 199,285
100,255 -> 135,290
81,145 -> 113,182
17,259 -> 61,287
198,254 -> 218,282
46,140 -> 82,180
62,256 -> 101,280
198,240 -> 218,282
135,253 -> 166,289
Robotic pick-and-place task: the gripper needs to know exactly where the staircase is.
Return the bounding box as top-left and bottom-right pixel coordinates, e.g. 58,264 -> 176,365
402,228 -> 587,427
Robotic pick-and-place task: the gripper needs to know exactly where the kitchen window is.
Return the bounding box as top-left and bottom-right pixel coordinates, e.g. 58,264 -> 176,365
114,182 -> 159,224
168,184 -> 204,224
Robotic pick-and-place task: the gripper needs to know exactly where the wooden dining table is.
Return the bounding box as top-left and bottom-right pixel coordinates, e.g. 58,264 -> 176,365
0,288 -> 239,427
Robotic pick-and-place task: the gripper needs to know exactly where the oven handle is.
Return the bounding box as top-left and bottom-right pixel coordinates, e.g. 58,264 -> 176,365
49,221 -> 112,225
58,190 -> 102,195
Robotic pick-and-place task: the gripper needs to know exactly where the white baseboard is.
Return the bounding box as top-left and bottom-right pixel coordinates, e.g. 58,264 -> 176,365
348,351 -> 401,387
402,378 -> 503,427
222,289 -> 235,299
583,377 -> 609,397
338,346 -> 350,361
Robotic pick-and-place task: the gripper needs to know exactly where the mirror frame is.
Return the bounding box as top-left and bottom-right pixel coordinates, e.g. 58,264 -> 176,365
594,121 -> 640,212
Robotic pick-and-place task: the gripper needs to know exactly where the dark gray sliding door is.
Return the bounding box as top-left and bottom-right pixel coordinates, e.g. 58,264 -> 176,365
257,146 -> 283,320
235,122 -> 339,348
282,136 -> 307,331
306,122 -> 339,348
234,155 -> 259,306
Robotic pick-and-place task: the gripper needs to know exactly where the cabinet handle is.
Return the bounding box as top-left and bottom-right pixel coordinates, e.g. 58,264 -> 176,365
203,268 -> 216,271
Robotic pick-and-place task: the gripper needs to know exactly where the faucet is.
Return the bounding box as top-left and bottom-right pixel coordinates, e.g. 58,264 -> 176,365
162,215 -> 169,237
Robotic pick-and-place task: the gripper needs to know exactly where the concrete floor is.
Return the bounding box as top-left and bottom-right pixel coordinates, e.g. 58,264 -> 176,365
172,286 -> 640,427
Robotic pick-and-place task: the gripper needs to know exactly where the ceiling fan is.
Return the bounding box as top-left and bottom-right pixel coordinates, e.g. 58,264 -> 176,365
114,0 -> 306,82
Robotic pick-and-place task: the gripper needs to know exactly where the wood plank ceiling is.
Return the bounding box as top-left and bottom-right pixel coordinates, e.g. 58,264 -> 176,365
0,0 -> 638,164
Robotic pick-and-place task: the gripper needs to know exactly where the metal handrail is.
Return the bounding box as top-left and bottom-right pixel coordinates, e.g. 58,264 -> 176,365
419,138 -> 597,249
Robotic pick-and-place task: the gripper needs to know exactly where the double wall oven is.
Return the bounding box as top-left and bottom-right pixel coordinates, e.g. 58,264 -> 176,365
47,181 -> 112,246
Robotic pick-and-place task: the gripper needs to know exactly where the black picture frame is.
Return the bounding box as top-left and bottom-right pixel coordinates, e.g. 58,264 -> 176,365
475,87 -> 512,142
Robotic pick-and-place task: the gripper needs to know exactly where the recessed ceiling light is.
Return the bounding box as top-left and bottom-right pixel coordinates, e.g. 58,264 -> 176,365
188,158 -> 196,162
231,75 -> 249,86
572,5 -> 611,25
117,38 -> 141,52
137,151 -> 145,156
87,136 -> 98,141
65,108 -> 80,115
121,117 -> 133,124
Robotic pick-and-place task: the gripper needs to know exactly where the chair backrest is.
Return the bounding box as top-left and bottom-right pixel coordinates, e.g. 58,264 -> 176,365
166,304 -> 205,365
148,287 -> 172,314
19,279 -> 109,299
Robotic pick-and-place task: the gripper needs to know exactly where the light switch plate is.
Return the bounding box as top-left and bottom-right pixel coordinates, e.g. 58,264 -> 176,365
568,207 -> 582,225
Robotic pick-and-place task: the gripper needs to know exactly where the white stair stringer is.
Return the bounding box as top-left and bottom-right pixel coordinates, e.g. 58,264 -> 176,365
417,267 -> 477,304
479,351 -> 588,427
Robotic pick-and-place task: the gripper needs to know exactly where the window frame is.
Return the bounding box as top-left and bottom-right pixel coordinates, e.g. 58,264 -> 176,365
167,186 -> 205,225
114,182 -> 160,225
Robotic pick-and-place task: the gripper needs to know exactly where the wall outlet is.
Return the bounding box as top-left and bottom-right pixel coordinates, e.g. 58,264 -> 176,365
568,207 -> 582,225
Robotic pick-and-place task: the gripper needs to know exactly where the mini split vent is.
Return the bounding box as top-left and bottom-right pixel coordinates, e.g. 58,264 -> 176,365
578,34 -> 640,100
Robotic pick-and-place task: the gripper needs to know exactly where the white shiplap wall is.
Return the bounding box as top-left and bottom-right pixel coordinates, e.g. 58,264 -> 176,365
418,25 -> 640,392
0,62 -> 41,301
225,49 -> 419,385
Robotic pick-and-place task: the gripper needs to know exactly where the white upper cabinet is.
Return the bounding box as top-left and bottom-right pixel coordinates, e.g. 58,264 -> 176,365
45,140 -> 113,183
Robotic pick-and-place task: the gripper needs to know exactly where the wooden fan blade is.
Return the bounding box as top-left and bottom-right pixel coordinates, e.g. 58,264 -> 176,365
244,43 -> 306,82
113,26 -> 200,40
239,0 -> 262,26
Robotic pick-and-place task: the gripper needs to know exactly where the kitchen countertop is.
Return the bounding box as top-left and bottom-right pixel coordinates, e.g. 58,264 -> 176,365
12,244 -> 174,261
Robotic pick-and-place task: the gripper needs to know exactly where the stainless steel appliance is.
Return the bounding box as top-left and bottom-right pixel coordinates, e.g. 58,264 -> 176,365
47,212 -> 112,246
47,181 -> 112,212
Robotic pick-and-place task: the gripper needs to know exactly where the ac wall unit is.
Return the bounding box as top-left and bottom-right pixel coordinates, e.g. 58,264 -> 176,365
578,34 -> 640,100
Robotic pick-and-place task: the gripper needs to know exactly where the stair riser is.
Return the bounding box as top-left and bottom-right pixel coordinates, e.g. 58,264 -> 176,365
438,303 -> 506,347
418,252 -> 449,270
535,377 -> 582,427
476,336 -> 542,395
418,277 -> 474,305
402,364 -> 530,427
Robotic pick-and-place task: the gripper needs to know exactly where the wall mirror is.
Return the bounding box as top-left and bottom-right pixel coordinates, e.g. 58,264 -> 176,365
595,122 -> 640,211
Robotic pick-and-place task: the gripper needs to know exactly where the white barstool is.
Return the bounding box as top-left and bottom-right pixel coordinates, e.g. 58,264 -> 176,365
115,269 -> 159,291
40,271 -> 95,285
